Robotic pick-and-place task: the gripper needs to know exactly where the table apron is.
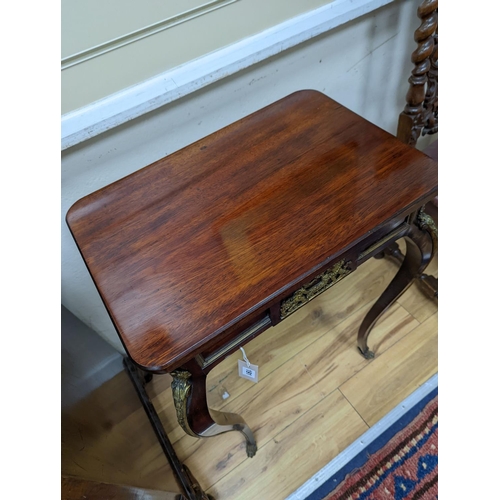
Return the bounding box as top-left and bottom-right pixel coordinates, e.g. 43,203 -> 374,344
196,315 -> 271,370
180,212 -> 421,374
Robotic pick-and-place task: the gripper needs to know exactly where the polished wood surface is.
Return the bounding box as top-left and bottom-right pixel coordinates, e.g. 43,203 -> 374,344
62,249 -> 438,499
67,90 -> 437,372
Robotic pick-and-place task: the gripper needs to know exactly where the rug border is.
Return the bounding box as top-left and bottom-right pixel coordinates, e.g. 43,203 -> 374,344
285,373 -> 438,500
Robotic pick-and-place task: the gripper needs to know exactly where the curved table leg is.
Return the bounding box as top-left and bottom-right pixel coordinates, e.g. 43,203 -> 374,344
171,365 -> 257,458
374,240 -> 438,302
123,358 -> 213,500
357,210 -> 436,359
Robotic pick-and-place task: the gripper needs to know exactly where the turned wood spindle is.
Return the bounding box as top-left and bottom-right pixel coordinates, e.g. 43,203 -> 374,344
397,0 -> 438,146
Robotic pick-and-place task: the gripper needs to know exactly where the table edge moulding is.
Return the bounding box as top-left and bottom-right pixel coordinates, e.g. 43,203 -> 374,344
66,90 -> 437,496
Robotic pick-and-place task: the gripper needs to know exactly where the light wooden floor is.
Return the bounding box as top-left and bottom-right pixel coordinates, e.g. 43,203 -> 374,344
62,239 -> 437,499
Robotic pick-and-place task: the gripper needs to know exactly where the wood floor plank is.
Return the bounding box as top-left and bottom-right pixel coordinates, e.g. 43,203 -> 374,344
205,255 -> 401,411
61,252 -> 437,498
397,279 -> 438,324
61,371 -> 181,492
168,302 -> 418,490
169,354 -> 326,489
339,313 -> 438,426
296,302 -> 419,395
207,390 -> 368,500
394,239 -> 438,323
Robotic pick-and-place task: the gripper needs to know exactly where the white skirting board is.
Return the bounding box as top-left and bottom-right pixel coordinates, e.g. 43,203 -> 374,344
285,373 -> 438,500
61,0 -> 396,150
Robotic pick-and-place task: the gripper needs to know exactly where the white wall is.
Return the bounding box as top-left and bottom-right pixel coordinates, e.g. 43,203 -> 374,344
62,0 -> 426,353
62,0 -> 334,113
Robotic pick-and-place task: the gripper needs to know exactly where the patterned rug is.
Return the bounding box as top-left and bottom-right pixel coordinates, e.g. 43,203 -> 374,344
306,388 -> 438,500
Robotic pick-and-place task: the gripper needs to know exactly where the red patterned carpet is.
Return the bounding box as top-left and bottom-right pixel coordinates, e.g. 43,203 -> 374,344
323,394 -> 437,500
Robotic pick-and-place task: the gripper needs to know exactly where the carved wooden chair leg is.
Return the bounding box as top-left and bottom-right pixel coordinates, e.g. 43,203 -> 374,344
171,361 -> 257,458
358,210 -> 437,359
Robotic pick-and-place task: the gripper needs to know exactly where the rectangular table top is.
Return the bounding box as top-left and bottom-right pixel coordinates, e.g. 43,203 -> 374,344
67,90 -> 437,372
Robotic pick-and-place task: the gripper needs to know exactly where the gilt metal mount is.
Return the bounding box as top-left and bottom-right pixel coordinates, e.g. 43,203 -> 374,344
171,370 -> 197,437
416,209 -> 438,256
280,259 -> 352,319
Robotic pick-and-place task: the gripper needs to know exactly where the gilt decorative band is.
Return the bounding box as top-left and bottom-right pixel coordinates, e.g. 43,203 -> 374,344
280,259 -> 352,319
171,370 -> 197,437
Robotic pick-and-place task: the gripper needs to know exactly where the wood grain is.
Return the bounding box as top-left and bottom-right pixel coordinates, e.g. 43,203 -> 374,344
204,255 -> 403,411
296,301 -> 419,393
62,370 -> 181,492
380,237 -> 439,323
397,239 -> 438,322
66,90 -> 438,372
339,312 -> 438,425
145,277 -> 421,490
61,254 -> 438,498
207,390 -> 368,500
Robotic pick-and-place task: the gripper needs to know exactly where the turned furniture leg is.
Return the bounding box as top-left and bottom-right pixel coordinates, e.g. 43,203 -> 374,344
358,210 -> 437,359
171,361 -> 257,458
373,241 -> 405,262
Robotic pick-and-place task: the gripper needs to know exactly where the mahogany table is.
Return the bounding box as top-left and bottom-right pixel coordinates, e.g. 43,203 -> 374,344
67,90 -> 437,496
